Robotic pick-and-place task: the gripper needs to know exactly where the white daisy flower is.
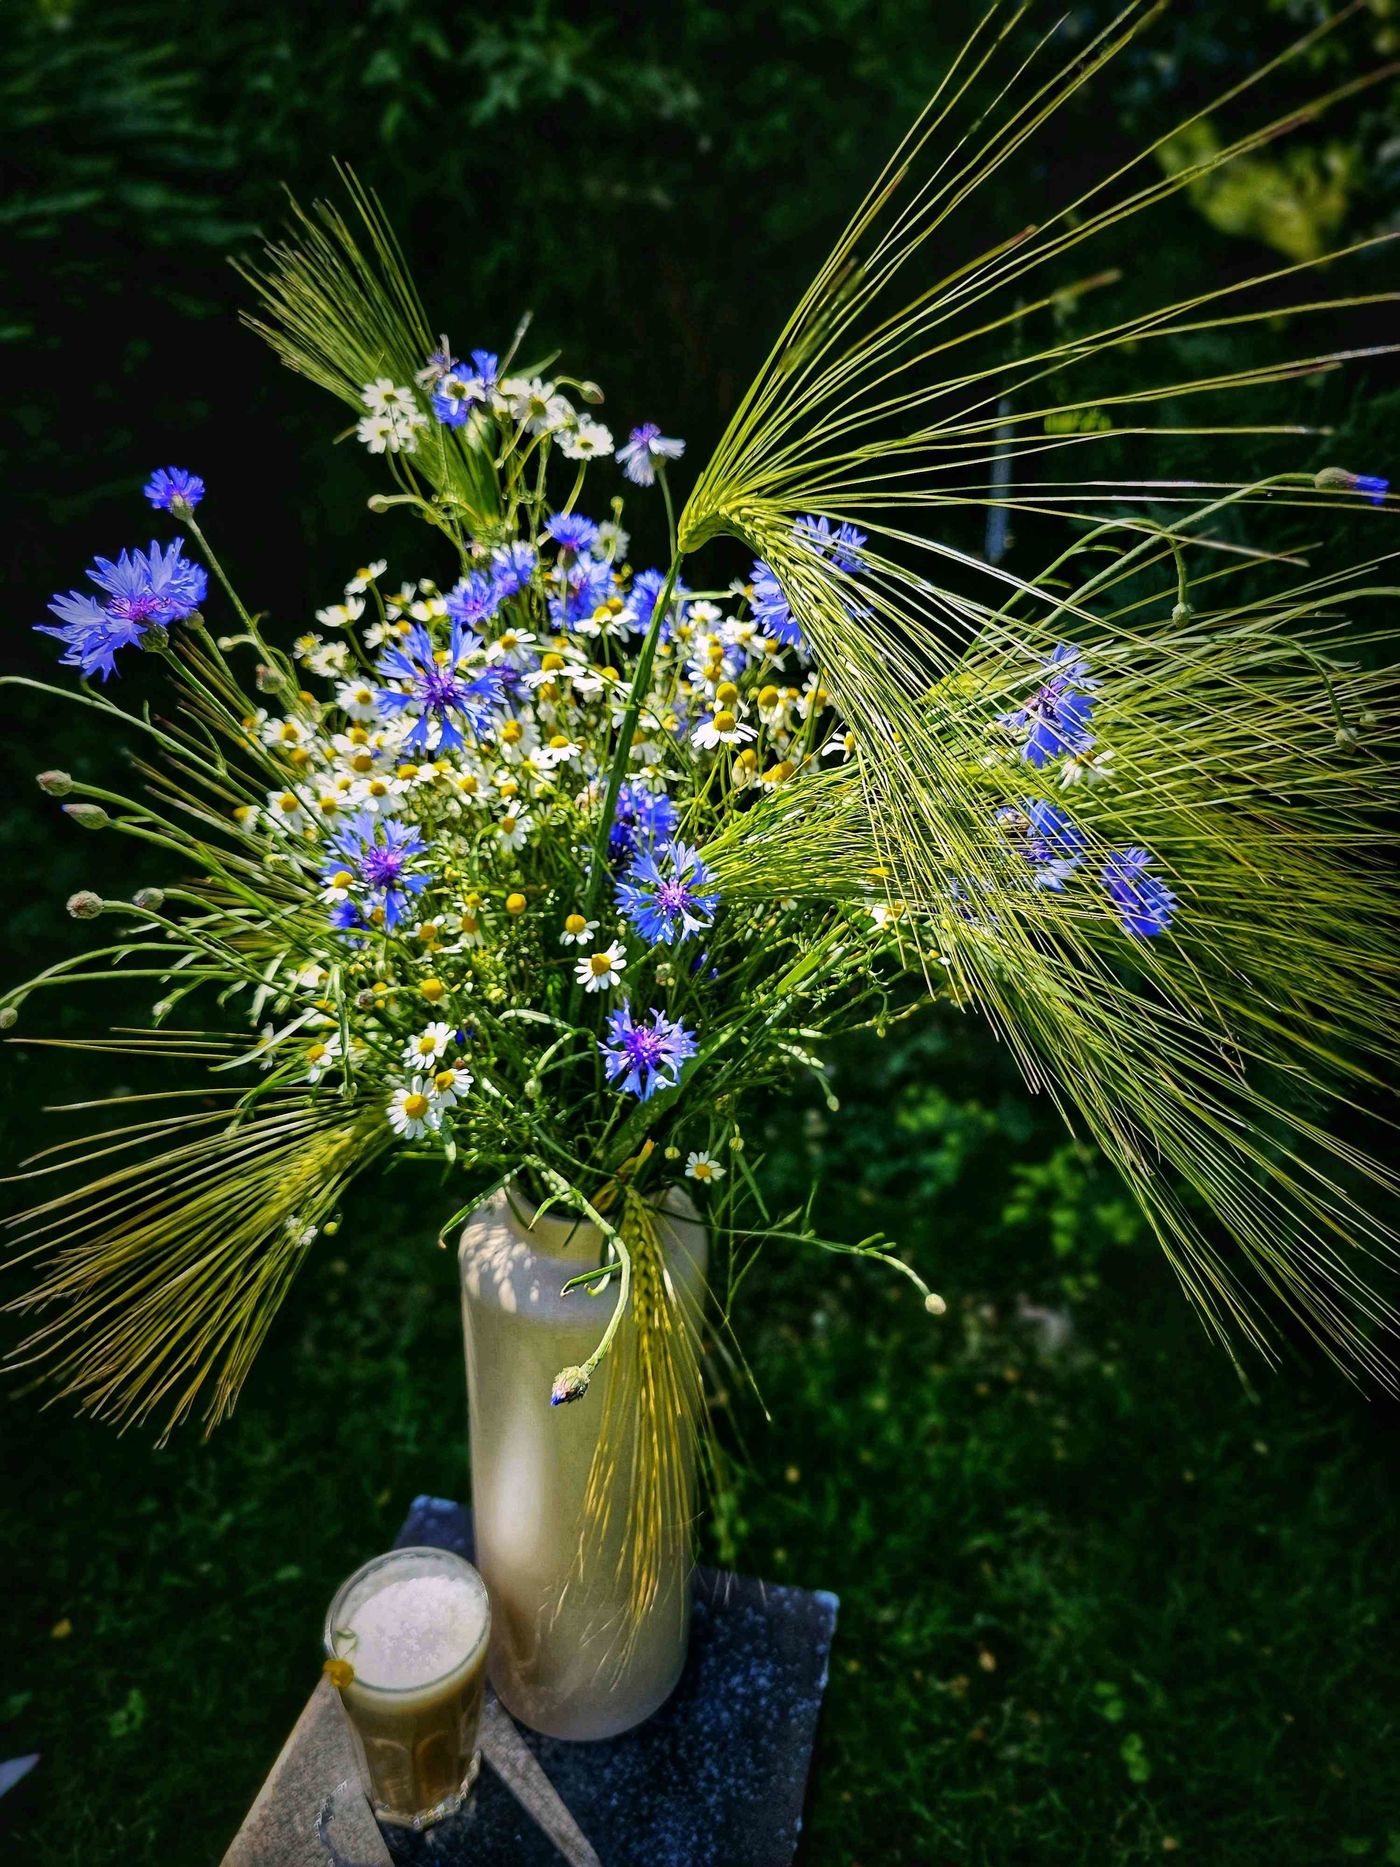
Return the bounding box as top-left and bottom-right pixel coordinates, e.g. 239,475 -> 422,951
345,559 -> 388,596
360,378 -> 402,413
264,787 -> 312,835
591,518 -> 630,561
496,810 -> 535,852
429,1063 -> 474,1109
685,1150 -> 725,1184
403,1022 -> 453,1069
576,941 -> 627,993
387,1079 -> 442,1140
303,1031 -> 343,1083
316,595 -> 366,629
336,678 -> 380,722
307,640 -> 350,679
692,705 -> 756,752
485,628 -> 538,669
559,914 -> 599,947
559,418 -> 614,461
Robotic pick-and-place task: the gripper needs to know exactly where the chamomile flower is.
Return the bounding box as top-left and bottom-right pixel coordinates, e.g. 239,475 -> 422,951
560,913 -> 599,946
387,1079 -> 441,1139
403,1022 -> 453,1069
576,941 -> 627,993
429,1063 -> 474,1108
685,1150 -> 725,1184
336,678 -> 380,722
345,561 -> 388,596
496,810 -> 534,852
559,419 -> 614,460
692,705 -> 755,752
303,1031 -> 343,1083
317,596 -> 365,629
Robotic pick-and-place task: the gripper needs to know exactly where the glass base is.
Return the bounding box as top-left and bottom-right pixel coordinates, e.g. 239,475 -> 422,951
373,1751 -> 480,1832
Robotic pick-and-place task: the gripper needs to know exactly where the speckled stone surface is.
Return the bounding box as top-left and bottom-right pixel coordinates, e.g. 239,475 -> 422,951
385,1495 -> 838,1867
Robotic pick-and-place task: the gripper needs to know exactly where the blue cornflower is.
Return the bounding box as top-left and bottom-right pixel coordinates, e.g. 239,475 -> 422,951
89,540 -> 207,625
998,798 -> 1087,890
324,811 -> 431,931
608,783 -> 678,862
468,349 -> 499,392
1003,644 -> 1097,769
600,1003 -> 698,1100
37,594 -> 147,682
37,540 -> 208,681
376,621 -> 503,752
1102,846 -> 1176,938
549,555 -> 613,631
616,840 -> 720,946
490,542 -> 538,604
616,423 -> 685,487
1355,474 -> 1389,505
545,511 -> 599,557
794,513 -> 866,575
143,466 -> 205,513
628,567 -> 687,639
750,560 -> 803,649
446,571 -> 502,629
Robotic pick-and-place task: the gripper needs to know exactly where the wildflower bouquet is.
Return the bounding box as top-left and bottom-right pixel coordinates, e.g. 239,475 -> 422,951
6,5 -> 1399,1462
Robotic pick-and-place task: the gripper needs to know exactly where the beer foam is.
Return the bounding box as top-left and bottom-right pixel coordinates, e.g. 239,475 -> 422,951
345,1572 -> 487,1689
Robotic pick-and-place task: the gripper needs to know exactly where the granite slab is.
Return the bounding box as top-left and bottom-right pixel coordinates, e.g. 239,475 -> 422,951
224,1495 -> 838,1867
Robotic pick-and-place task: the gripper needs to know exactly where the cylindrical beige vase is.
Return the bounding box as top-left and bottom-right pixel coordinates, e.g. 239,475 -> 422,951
459,1184 -> 707,1740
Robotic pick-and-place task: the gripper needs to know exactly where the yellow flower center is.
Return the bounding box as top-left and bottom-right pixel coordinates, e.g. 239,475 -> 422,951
353,688 -> 372,707
716,680 -> 739,705
420,978 -> 445,1002
433,648 -> 452,667
403,1093 -> 430,1120
277,793 -> 299,813
499,632 -> 518,650
549,732 -> 571,749
565,913 -> 587,936
397,764 -> 419,780
589,952 -> 613,977
306,1043 -> 327,1064
461,914 -> 479,936
289,747 -> 311,766
713,711 -> 736,735
506,892 -> 527,915
692,1161 -> 713,1181
502,720 -> 523,744
458,774 -> 478,795
759,684 -> 780,708
330,870 -> 354,890
351,752 -> 375,773
434,1068 -> 457,1093
498,779 -> 519,799
348,725 -> 369,745
501,815 -> 517,833
541,653 -> 565,672
368,779 -> 389,797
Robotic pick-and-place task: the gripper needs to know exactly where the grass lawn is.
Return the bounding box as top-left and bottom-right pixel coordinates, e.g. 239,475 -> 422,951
4,1025 -> 1399,1865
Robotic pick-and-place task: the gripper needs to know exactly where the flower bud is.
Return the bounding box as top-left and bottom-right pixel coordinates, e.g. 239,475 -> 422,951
139,622 -> 171,653
0,1005 -> 17,1030
37,770 -> 73,797
255,664 -> 280,693
133,887 -> 165,912
550,1364 -> 591,1407
924,1291 -> 947,1317
579,380 -> 605,404
63,803 -> 109,831
66,891 -> 103,920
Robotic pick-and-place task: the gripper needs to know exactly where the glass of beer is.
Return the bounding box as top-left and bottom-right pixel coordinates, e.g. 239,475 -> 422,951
324,1546 -> 491,1829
